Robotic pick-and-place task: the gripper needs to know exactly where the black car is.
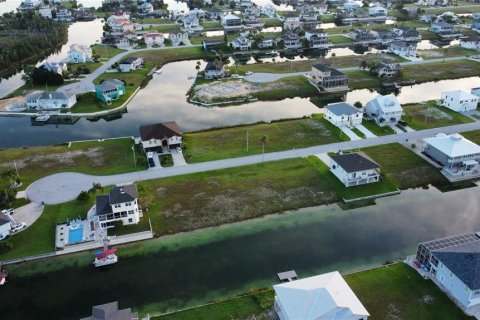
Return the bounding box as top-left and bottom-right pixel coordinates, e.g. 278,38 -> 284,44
398,120 -> 408,127
148,158 -> 155,167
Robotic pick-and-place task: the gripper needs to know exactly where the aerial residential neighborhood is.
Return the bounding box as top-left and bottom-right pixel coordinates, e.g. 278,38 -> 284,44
3,0 -> 480,319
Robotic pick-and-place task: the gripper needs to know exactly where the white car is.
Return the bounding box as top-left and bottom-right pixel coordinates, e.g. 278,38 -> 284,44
1,208 -> 14,215
0,233 -> 9,241
176,147 -> 182,153
245,71 -> 253,75
11,222 -> 27,233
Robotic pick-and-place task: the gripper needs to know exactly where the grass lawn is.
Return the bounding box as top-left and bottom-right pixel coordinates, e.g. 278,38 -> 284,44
91,44 -> 126,60
129,47 -> 211,68
423,4 -> 480,14
183,116 -> 347,163
361,120 -> 395,136
140,18 -> 172,24
461,130 -> 480,144
159,154 -> 173,167
149,24 -> 181,33
0,138 -> 146,191
251,76 -> 319,100
345,70 -> 382,89
418,46 -> 478,60
10,80 -> 79,97
402,101 -> 474,130
202,21 -> 222,29
260,18 -> 282,27
360,143 -> 448,189
351,127 -> 366,139
329,35 -> 354,44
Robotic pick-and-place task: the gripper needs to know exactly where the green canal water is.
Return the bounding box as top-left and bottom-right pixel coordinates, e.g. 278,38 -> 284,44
2,185 -> 480,319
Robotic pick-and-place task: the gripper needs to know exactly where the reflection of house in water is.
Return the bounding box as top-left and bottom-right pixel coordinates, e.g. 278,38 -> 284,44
86,109 -> 128,122
30,115 -> 81,126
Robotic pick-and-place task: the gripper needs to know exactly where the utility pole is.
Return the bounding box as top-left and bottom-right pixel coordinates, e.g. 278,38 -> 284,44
246,130 -> 249,152
132,144 -> 137,168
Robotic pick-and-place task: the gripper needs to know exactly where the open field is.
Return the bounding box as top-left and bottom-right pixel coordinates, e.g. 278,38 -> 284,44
8,80 -> 79,97
461,130 -> 480,144
91,44 -> 126,60
155,263 -> 471,320
418,46 -> 478,60
128,47 -> 211,68
360,143 -> 448,189
402,101 -> 474,130
0,138 -> 146,191
139,18 -> 172,24
149,24 -> 181,33
423,4 -> 480,14
183,116 -> 347,163
329,35 -> 354,44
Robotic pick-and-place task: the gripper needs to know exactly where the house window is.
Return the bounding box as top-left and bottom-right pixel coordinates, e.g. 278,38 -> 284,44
128,210 -> 134,215
125,202 -> 131,206
128,218 -> 133,223
114,204 -> 121,208
440,275 -> 444,282
464,285 -> 470,293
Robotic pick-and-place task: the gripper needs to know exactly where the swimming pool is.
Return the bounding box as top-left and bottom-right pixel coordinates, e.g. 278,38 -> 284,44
68,227 -> 83,244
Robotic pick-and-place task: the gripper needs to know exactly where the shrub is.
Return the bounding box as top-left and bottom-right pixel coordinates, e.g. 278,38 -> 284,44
0,241 -> 13,253
77,190 -> 89,201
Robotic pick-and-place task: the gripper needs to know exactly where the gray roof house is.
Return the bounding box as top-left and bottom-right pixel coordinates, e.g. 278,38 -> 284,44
329,152 -> 381,187
310,64 -> 349,92
80,301 -> 139,320
204,61 -> 225,79
323,102 -> 363,128
94,184 -> 141,227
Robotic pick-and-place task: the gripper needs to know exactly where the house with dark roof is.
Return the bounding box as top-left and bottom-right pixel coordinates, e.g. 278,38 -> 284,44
119,56 -> 144,72
139,122 -> 183,152
94,184 -> 141,228
310,64 -> 349,92
95,79 -> 125,103
204,61 -> 225,79
416,233 -> 480,309
80,301 -> 141,320
324,102 -> 363,128
329,152 -> 381,187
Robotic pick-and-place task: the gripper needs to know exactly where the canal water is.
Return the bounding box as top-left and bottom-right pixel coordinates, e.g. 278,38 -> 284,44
3,185 -> 480,319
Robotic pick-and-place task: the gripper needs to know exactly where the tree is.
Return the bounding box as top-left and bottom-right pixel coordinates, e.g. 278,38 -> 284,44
1,169 -> 16,186
330,52 -> 336,67
0,241 -> 13,254
21,65 -> 35,88
260,135 -> 268,165
360,60 -> 368,70
354,101 -> 363,109
77,190 -> 89,201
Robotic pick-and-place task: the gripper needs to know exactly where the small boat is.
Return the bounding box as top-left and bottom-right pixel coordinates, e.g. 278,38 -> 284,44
93,241 -> 118,267
35,114 -> 50,122
0,265 -> 8,286
269,50 -> 279,56
187,75 -> 195,80
155,68 -> 162,74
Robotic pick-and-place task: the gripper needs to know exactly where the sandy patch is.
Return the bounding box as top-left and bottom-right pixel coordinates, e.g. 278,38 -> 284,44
0,97 -> 26,112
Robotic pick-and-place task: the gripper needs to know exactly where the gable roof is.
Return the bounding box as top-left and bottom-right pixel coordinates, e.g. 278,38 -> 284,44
424,133 -> 480,158
120,57 -> 141,64
95,194 -> 113,216
331,152 -> 380,173
273,271 -> 369,320
109,184 -> 137,205
433,241 -> 480,290
312,64 -> 347,77
205,61 -> 225,71
96,79 -> 124,91
325,102 -> 360,116
140,122 -> 182,141
367,94 -> 403,113
442,90 -> 479,101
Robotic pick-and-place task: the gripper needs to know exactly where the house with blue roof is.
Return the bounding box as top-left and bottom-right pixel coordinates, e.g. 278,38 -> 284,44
95,79 -> 125,103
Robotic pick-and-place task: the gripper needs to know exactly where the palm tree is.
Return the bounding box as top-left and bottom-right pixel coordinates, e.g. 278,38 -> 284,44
443,48 -> 448,63
260,135 -> 268,165
331,52 -> 336,67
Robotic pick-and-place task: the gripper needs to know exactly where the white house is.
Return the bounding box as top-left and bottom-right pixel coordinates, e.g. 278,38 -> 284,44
388,41 -> 417,58
305,30 -> 331,49
170,30 -> 190,46
283,32 -> 303,50
472,87 -> 480,98
0,213 -> 12,240
368,6 -> 387,16
377,62 -> 401,77
40,61 -> 68,75
94,184 -> 142,228
257,38 -> 275,48
139,2 -> 154,13
26,91 -> 77,110
460,36 -> 480,50
441,90 -> 480,112
262,4 -> 277,18
343,0 -> 360,11
38,4 -> 52,19
119,57 -> 143,72
106,11 -> 130,28
365,95 -> 403,125
416,234 -> 480,309
139,122 -> 183,152
182,15 -> 203,34
283,12 -> 302,30
222,14 -> 243,31
231,35 -> 252,50
204,61 -> 225,79
143,30 -> 165,46
423,133 -> 480,171
431,21 -> 455,35
324,102 -> 363,128
56,8 -> 72,21
115,37 -> 131,49
244,6 -> 261,17
329,152 -> 381,187
111,19 -> 135,33
68,44 -> 93,63
273,271 -> 370,320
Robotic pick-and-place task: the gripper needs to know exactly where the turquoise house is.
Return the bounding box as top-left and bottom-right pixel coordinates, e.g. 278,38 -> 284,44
95,79 -> 125,103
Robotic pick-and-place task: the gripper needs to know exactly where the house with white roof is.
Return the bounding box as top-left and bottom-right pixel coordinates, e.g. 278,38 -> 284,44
182,15 -> 203,35
143,31 -> 165,46
329,152 -> 381,187
273,271 -> 370,320
26,91 -> 77,110
68,44 -> 93,63
431,21 -> 455,35
40,61 -> 68,75
231,35 -> 252,50
388,41 -> 417,58
324,102 -> 363,128
368,6 -> 387,16
460,36 -> 480,50
343,0 -> 360,11
423,133 -> 480,173
222,14 -> 243,31
365,95 -> 403,126
0,213 -> 12,240
440,90 -> 479,112
262,4 -> 277,18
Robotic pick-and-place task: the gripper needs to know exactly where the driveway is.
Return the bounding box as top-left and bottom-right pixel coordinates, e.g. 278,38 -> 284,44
341,127 -> 362,140
243,72 -> 308,83
11,203 -> 44,230
171,149 -> 187,166
356,124 -> 377,138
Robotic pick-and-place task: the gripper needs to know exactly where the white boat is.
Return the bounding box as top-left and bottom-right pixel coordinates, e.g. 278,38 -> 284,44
187,75 -> 195,80
155,68 -> 162,74
35,114 -> 50,122
93,242 -> 118,267
269,50 -> 279,56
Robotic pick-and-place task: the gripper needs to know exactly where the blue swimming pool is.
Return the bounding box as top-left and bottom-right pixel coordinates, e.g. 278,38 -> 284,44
68,227 -> 83,244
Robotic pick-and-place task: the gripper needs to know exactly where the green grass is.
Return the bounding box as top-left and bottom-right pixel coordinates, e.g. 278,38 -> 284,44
423,4 -> 480,14
140,18 -> 173,24
351,127 -> 366,139
346,70 -> 382,89
91,44 -> 126,60
329,35 -> 354,44
360,143 -> 448,189
130,47 -> 211,68
0,138 -> 146,191
159,154 -> 174,167
251,76 -> 318,100
361,120 -> 395,136
418,46 -> 478,60
9,80 -> 79,97
149,24 -> 181,33
461,130 -> 480,144
202,21 -> 222,29
184,116 -> 346,163
260,18 -> 282,27
402,101 -> 474,130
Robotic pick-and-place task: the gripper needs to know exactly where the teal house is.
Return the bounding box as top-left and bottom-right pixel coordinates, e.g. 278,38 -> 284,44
95,79 -> 125,103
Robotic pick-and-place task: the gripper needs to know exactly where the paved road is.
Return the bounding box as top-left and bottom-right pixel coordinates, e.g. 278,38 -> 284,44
26,121 -> 480,205
57,44 -> 202,95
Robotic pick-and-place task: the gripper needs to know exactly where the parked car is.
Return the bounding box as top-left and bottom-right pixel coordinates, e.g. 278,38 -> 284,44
11,222 -> 27,233
1,208 -> 14,215
398,120 -> 408,127
176,147 -> 182,153
0,233 -> 9,241
245,71 -> 253,75
148,158 -> 155,168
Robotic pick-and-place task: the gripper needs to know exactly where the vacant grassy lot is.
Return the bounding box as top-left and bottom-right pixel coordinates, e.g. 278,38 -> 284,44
418,46 -> 478,60
0,138 -> 146,190
149,24 -> 181,33
361,143 -> 448,189
140,18 -> 172,24
329,35 -> 354,44
184,116 -> 346,163
128,47 -> 211,68
402,101 -> 474,130
156,263 -> 470,320
461,130 -> 480,144
345,70 -> 382,89
91,44 -> 126,60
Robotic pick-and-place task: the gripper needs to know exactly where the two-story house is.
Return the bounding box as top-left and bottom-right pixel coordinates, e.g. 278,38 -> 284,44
304,30 -> 331,49
324,102 -> 363,128
94,184 -> 142,228
139,122 -> 183,152
329,152 -> 381,187
310,64 -> 349,92
283,32 -> 303,50
365,94 -> 403,125
283,12 -> 302,30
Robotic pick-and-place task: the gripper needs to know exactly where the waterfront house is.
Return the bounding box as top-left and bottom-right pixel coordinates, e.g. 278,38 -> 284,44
204,61 -> 225,79
283,11 -> 302,30
68,44 -> 93,63
415,233 -> 480,309
349,28 -> 379,42
365,95 -> 403,125
106,11 -> 130,28
169,30 -> 190,46
81,301 -> 141,320
310,64 -> 349,92
56,8 -> 72,22
369,6 -> 387,16
202,39 -> 225,51
139,2 -> 154,13
188,8 -> 206,19
0,213 -> 12,240
283,32 -> 303,50
324,102 -> 363,128
423,133 -> 480,171
388,41 -> 417,58
472,13 -> 480,31
343,0 -> 360,11
273,271 -> 370,320
111,19 -> 135,33
420,14 -> 437,23
182,15 -> 203,35
222,14 -> 243,31
441,90 -> 480,112
139,122 -> 183,152
39,61 -> 67,75
244,6 -> 261,17
26,91 -> 77,110
231,35 -> 252,51
95,79 -> 125,103
377,61 -> 401,77
373,28 -> 395,44
143,31 -> 165,46
94,184 -> 142,228
38,4 -> 52,19
304,30 -> 331,49
119,57 -> 143,72
329,152 -> 381,187
243,15 -> 264,28
115,37 -> 131,49
431,21 -> 455,35
262,4 -> 277,18
472,87 -> 480,97
460,36 -> 480,51
392,26 -> 421,41
257,38 -> 276,48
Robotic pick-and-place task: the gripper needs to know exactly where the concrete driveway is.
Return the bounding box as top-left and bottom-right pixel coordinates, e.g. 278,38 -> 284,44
171,149 -> 187,166
11,202 -> 44,230
356,124 -> 377,138
341,127 -> 362,140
